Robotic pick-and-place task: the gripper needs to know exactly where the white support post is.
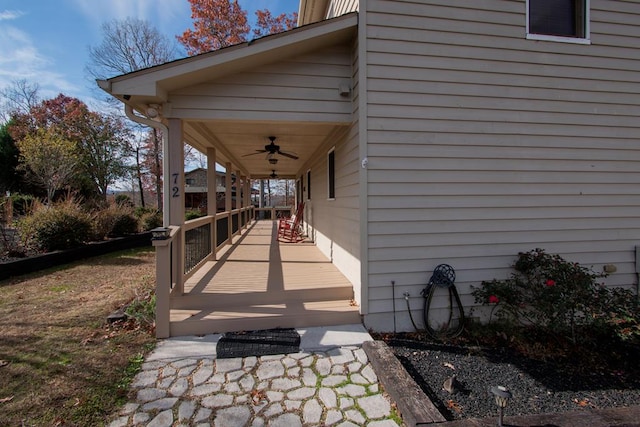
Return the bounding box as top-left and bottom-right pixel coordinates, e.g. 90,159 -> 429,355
167,118 -> 184,294
244,178 -> 250,227
207,148 -> 217,260
236,169 -> 242,234
225,162 -> 232,242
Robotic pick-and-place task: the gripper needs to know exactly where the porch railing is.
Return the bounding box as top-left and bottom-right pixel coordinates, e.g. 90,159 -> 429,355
254,206 -> 293,221
153,205 -> 254,338
184,216 -> 212,275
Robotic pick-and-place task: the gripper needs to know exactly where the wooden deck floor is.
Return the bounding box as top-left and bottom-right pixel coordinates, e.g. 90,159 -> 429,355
169,220 -> 360,335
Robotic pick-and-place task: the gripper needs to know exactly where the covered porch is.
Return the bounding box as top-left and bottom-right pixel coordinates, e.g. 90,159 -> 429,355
154,219 -> 359,337
99,14 -> 363,338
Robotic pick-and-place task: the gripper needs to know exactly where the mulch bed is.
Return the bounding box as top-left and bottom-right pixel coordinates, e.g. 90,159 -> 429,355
381,334 -> 640,421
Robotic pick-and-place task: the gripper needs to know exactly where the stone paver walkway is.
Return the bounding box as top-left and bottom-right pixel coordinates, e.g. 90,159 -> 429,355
107,325 -> 402,427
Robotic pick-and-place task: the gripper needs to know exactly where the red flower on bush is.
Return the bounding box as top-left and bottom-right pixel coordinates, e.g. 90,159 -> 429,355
545,279 -> 556,287
488,295 -> 500,304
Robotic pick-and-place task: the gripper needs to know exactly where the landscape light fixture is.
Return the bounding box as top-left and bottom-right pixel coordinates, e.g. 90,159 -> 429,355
151,227 -> 170,240
490,385 -> 512,427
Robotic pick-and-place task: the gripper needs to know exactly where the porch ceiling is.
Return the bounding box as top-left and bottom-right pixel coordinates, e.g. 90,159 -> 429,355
98,13 -> 357,181
184,120 -> 346,179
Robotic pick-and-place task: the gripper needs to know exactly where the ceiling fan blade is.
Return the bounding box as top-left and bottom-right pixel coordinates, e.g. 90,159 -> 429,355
278,150 -> 299,160
241,150 -> 267,157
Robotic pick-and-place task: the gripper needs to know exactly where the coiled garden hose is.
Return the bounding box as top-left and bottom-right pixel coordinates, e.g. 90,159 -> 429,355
420,264 -> 465,339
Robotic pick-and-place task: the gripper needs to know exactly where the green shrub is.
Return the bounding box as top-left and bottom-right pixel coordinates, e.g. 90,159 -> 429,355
114,194 -> 134,208
93,203 -> 139,239
139,210 -> 162,231
472,248 -> 639,345
16,199 -> 92,251
592,286 -> 640,346
110,214 -> 139,237
185,209 -> 205,221
10,193 -> 36,216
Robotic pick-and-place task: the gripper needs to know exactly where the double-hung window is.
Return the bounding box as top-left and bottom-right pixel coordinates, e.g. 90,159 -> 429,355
527,0 -> 589,44
327,148 -> 335,200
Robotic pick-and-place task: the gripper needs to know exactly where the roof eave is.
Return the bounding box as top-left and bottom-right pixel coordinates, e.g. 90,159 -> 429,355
100,13 -> 357,103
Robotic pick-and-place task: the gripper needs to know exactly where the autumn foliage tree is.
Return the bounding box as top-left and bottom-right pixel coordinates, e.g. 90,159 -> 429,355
253,9 -> 298,39
178,0 -> 297,55
17,128 -> 79,203
178,0 -> 249,55
9,94 -> 132,202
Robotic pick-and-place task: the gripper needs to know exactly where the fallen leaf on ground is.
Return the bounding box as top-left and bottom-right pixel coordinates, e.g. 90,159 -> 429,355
447,399 -> 462,413
443,362 -> 455,370
574,398 -> 590,407
0,360 -> 9,367
251,389 -> 267,404
0,396 -> 14,403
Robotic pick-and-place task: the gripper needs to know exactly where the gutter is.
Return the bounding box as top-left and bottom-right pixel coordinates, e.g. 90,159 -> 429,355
124,104 -> 170,227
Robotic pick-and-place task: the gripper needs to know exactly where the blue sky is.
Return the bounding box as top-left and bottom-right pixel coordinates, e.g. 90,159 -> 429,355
0,0 -> 299,107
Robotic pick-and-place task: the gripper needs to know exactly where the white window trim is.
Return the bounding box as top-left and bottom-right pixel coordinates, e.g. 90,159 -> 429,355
327,147 -> 336,201
526,0 -> 591,45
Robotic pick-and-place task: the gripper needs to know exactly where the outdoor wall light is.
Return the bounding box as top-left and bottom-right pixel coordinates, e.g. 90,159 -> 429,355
490,385 -> 512,427
151,227 -> 170,240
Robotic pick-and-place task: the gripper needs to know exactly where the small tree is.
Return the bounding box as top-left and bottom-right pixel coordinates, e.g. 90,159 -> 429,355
87,17 -> 179,79
0,79 -> 40,123
0,121 -> 22,194
78,112 -> 133,201
17,128 -> 78,203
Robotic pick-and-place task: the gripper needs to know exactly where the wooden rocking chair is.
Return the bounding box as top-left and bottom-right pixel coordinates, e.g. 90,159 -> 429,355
278,202 -> 304,242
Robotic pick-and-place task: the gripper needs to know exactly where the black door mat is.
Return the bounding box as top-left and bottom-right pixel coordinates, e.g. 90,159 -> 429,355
216,328 -> 301,359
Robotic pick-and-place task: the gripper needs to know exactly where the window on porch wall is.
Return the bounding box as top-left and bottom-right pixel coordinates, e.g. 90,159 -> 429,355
328,148 -> 335,200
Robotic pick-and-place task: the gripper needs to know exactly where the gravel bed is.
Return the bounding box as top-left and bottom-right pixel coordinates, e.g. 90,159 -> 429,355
386,338 -> 640,421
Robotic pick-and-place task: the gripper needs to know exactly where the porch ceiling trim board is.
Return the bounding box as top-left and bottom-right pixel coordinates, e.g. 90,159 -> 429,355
184,122 -> 249,177
99,13 -> 358,107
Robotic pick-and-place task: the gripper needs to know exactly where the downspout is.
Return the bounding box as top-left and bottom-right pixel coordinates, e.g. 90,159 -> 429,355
124,104 -> 170,227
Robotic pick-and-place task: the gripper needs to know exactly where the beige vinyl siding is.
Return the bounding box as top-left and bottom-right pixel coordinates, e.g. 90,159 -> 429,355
363,0 -> 640,331
169,46 -> 352,123
327,0 -> 359,19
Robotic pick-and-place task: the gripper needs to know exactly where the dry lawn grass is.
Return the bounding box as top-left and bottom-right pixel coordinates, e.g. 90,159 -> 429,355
0,247 -> 157,426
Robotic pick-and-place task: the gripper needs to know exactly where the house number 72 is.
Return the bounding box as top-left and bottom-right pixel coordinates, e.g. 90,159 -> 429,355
172,173 -> 180,198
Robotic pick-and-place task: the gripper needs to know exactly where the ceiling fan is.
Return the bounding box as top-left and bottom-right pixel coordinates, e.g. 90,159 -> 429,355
242,136 -> 299,160
269,170 -> 278,179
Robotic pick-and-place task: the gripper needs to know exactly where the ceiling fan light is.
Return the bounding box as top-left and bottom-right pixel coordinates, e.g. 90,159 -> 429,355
269,158 -> 278,165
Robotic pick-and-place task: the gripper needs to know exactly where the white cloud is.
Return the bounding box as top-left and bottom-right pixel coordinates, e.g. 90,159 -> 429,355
0,10 -> 25,21
0,20 -> 77,96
